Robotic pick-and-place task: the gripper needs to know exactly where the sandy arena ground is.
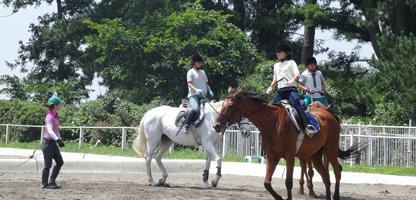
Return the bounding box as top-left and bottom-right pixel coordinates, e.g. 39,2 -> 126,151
1,172 -> 415,200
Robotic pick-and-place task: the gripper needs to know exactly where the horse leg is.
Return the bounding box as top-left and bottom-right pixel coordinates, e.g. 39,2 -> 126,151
264,157 -> 284,200
306,157 -> 317,198
145,141 -> 159,186
203,152 -> 213,189
285,157 -> 296,200
202,143 -> 222,188
310,150 -> 331,200
153,135 -> 174,186
327,152 -> 342,200
298,157 -> 306,195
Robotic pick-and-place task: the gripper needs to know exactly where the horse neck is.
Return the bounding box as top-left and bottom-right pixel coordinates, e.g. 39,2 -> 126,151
240,99 -> 282,135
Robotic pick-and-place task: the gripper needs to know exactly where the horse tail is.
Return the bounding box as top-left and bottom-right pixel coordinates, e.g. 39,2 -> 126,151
133,116 -> 147,157
337,141 -> 368,160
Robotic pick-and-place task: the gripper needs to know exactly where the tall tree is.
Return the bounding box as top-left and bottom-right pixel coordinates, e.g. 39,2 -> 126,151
300,0 -> 317,64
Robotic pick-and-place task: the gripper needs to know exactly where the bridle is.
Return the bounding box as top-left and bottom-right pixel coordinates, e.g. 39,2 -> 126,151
219,93 -> 267,128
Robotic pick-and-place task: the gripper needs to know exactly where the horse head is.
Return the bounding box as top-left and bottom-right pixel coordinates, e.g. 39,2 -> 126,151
213,88 -> 245,135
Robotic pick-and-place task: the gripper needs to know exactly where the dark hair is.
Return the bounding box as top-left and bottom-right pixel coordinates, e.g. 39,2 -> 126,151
44,103 -> 55,111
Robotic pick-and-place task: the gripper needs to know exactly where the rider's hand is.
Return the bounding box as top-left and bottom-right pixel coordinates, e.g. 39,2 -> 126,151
209,90 -> 214,97
195,89 -> 203,94
57,139 -> 65,148
286,79 -> 295,87
266,87 -> 273,95
306,88 -> 314,93
321,90 -> 326,95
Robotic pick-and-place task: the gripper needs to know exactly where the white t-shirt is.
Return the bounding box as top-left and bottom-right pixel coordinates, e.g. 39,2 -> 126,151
187,68 -> 208,98
299,70 -> 325,98
273,60 -> 300,89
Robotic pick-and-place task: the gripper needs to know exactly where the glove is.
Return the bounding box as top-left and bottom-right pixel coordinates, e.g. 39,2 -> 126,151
306,88 -> 314,94
286,79 -> 296,87
195,89 -> 203,94
209,90 -> 214,97
321,90 -> 326,95
266,87 -> 273,95
57,139 -> 65,147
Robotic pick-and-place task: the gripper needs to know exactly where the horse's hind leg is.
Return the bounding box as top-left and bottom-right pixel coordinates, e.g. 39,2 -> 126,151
145,141 -> 159,186
153,135 -> 174,186
310,150 -> 331,200
298,158 -> 306,195
306,157 -> 317,198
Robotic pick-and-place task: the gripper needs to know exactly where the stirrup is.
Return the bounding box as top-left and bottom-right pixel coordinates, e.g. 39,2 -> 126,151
305,125 -> 317,137
184,124 -> 190,134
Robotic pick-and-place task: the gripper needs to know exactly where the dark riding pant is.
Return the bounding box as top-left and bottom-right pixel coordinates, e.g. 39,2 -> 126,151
272,87 -> 302,108
41,139 -> 64,185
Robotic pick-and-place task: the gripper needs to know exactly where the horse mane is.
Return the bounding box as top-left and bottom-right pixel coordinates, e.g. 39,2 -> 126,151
238,89 -> 268,104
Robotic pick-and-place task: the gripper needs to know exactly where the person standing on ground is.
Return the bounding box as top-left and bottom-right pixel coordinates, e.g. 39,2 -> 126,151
266,44 -> 318,137
299,56 -> 329,107
184,54 -> 214,132
41,96 -> 65,189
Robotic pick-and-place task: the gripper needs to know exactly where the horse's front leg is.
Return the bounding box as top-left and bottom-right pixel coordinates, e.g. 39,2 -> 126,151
203,143 -> 222,188
203,152 -> 213,189
264,157 -> 284,200
285,156 -> 295,200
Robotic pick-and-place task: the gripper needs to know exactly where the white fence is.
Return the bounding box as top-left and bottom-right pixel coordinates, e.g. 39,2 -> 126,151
1,122 -> 416,167
218,121 -> 416,167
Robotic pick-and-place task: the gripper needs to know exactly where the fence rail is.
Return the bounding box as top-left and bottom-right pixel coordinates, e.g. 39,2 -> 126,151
2,121 -> 416,167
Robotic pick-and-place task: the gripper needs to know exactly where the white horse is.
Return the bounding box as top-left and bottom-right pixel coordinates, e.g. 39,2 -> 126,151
133,100 -> 251,188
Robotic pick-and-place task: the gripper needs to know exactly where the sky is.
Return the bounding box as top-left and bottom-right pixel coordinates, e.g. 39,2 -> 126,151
0,3 -> 374,101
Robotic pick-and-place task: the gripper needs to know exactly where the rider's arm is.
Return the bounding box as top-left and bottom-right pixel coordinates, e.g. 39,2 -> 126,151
187,81 -> 197,91
321,81 -> 326,91
299,82 -> 308,92
205,82 -> 211,92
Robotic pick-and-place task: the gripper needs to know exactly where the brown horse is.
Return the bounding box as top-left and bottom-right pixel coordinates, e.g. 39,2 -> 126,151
213,89 -> 343,200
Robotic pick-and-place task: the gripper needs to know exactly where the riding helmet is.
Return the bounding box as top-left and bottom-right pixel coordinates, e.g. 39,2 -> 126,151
275,43 -> 292,53
192,54 -> 203,63
306,57 -> 317,65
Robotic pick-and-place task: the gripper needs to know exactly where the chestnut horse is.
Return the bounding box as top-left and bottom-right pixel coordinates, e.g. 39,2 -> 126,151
213,89 -> 343,200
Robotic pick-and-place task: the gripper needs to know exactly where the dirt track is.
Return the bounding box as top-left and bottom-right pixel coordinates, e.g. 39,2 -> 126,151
1,172 -> 415,200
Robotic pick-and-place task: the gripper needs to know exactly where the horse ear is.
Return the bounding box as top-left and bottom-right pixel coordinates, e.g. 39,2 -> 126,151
326,104 -> 332,111
227,86 -> 233,93
234,89 -> 243,97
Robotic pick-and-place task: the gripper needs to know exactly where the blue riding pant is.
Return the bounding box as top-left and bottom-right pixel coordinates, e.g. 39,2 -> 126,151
273,87 -> 302,108
304,96 -> 329,107
189,95 -> 199,112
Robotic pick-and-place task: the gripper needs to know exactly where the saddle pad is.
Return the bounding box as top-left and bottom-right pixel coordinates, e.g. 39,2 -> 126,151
285,109 -> 320,132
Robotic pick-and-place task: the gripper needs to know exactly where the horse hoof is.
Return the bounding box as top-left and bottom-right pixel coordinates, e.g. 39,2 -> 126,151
308,193 -> 317,198
297,189 -> 305,195
212,179 -> 218,188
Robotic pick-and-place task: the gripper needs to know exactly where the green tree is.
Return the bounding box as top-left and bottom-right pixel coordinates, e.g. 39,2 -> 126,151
85,2 -> 260,105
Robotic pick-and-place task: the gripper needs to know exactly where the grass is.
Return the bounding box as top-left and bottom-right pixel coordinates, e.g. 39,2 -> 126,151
1,141 -> 415,176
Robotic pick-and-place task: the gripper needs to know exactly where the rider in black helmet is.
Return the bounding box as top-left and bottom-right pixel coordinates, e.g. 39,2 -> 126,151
184,54 -> 214,132
266,44 -> 318,137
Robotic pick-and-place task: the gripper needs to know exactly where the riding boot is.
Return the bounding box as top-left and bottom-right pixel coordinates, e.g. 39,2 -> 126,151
296,107 -> 317,137
41,169 -> 54,189
184,110 -> 197,133
49,166 -> 62,189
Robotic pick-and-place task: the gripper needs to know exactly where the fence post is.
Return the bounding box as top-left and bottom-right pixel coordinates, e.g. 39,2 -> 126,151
40,126 -> 45,144
5,124 -> 9,144
79,127 -> 84,148
121,127 -> 126,150
407,119 -> 412,167
222,132 -> 227,158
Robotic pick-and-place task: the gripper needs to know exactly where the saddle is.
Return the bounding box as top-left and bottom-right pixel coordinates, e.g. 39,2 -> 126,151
274,99 -> 303,132
175,98 -> 206,127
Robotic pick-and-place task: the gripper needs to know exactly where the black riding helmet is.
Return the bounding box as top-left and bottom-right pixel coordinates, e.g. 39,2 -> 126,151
275,43 -> 292,60
306,57 -> 317,65
192,54 -> 203,63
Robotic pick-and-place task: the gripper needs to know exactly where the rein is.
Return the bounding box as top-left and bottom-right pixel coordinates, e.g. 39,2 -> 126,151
222,94 -> 267,126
